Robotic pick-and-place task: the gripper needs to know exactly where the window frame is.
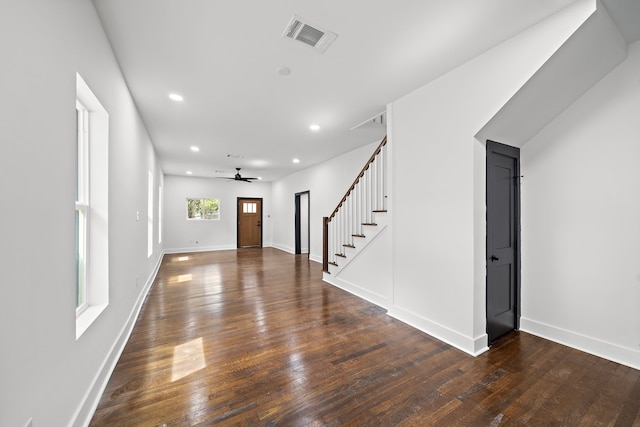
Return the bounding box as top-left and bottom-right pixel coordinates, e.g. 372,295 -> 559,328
75,73 -> 110,339
186,198 -> 220,221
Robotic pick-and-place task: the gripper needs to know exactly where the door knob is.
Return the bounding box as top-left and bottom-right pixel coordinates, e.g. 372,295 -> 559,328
490,255 -> 499,261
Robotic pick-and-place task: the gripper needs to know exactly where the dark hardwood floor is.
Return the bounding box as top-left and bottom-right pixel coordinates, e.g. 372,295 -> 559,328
90,248 -> 640,426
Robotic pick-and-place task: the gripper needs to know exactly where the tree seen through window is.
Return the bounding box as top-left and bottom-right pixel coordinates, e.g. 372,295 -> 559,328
187,198 -> 220,220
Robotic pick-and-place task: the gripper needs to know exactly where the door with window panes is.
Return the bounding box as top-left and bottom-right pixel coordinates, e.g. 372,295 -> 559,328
237,198 -> 262,248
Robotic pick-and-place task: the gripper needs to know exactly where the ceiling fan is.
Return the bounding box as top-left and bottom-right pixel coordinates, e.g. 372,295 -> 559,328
220,168 -> 258,183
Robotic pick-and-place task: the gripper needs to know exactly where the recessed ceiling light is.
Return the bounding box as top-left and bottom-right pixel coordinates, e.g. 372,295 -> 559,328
293,158 -> 300,164
169,93 -> 184,102
186,171 -> 192,175
190,146 -> 199,152
309,124 -> 320,132
257,177 -> 263,180
277,66 -> 291,76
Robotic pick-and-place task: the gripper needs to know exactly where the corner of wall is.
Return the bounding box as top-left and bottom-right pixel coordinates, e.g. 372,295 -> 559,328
520,318 -> 640,371
386,306 -> 484,356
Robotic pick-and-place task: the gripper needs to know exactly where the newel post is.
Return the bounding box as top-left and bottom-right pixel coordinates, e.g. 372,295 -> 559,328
322,217 -> 329,272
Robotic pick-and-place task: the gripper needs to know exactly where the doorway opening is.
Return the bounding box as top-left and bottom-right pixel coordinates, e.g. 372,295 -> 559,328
486,140 -> 521,345
237,197 -> 263,248
295,191 -> 310,256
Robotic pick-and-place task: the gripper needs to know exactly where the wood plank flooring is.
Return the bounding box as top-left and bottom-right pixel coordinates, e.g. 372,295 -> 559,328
90,248 -> 640,426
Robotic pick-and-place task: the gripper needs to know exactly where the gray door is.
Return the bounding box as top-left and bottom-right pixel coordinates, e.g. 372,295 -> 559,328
486,140 -> 521,344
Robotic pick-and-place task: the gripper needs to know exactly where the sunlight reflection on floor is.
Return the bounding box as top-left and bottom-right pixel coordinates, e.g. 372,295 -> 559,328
177,273 -> 193,283
171,337 -> 206,382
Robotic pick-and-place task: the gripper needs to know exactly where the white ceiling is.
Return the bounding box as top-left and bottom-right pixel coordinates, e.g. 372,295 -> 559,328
93,0 -> 583,181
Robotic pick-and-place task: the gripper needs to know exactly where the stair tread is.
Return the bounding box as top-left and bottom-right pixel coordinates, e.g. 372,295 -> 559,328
373,210 -> 387,213
328,262 -> 338,267
362,223 -> 378,226
352,234 -> 366,238
343,244 -> 356,248
335,253 -> 346,258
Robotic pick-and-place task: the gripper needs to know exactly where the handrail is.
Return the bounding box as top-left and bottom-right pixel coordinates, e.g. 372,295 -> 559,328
323,135 -> 387,272
328,136 -> 387,221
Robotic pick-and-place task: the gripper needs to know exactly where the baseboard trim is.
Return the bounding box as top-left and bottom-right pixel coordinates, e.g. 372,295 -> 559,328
164,245 -> 237,254
271,244 -> 321,264
323,275 -> 389,309
387,306 -> 488,356
71,251 -> 165,427
520,317 -> 640,370
271,243 -> 294,254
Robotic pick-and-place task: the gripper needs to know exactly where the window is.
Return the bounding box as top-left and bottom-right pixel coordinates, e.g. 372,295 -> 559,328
75,73 -> 109,339
187,198 -> 220,220
148,171 -> 153,258
76,100 -> 89,313
243,202 -> 257,214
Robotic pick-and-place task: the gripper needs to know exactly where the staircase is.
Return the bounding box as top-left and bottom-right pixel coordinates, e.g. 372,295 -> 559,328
323,136 -> 388,275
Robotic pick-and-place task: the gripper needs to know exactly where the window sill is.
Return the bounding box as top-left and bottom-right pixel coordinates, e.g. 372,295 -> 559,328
76,303 -> 108,340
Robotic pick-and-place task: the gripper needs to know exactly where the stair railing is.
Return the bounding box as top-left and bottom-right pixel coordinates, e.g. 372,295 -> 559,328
323,136 -> 388,272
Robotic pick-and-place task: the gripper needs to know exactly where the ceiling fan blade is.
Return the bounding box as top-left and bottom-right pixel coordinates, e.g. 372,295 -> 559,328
215,168 -> 258,182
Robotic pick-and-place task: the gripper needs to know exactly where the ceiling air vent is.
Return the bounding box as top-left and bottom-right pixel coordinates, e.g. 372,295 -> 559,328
283,15 -> 338,53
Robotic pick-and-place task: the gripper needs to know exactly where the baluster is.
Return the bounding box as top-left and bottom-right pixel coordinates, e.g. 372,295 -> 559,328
336,213 -> 339,255
378,151 -> 383,210
361,171 -> 366,224
381,144 -> 386,211
371,160 -> 375,212
349,196 -> 353,245
373,157 -> 378,211
356,182 -> 361,235
328,219 -> 332,264
369,167 -> 373,222
376,150 -> 382,210
340,207 -> 345,252
363,169 -> 368,224
350,191 -> 354,243
336,214 -> 339,257
344,198 -> 349,247
343,204 -> 348,247
360,177 -> 364,229
338,206 -> 342,251
329,219 -> 333,263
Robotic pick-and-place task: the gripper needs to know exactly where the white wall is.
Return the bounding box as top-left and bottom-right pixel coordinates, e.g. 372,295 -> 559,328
271,141 -> 380,262
0,1 -> 163,426
388,0 -> 595,354
520,40 -> 640,369
163,175 -> 273,252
